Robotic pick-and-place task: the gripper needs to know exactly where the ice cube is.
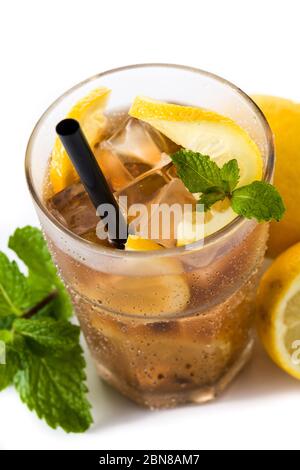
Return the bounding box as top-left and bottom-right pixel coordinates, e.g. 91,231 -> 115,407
105,117 -> 174,167
115,169 -> 196,247
47,182 -> 100,236
116,168 -> 169,207
149,178 -> 197,247
95,117 -> 178,191
94,147 -> 135,192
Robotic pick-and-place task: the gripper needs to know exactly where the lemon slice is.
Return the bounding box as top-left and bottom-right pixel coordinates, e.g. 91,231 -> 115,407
50,87 -> 111,193
177,199 -> 235,246
257,242 -> 300,380
129,96 -> 263,245
129,96 -> 263,186
112,235 -> 190,316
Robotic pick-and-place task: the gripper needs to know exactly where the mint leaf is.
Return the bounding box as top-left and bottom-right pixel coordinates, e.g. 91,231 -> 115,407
12,321 -> 93,432
221,159 -> 240,192
0,253 -> 30,317
0,315 -> 16,330
9,227 -> 57,280
171,150 -> 223,193
0,330 -> 13,342
14,318 -> 80,353
0,346 -> 19,391
49,284 -> 73,321
14,343 -> 93,433
199,190 -> 226,211
9,227 -> 73,320
27,272 -> 55,307
231,181 -> 285,222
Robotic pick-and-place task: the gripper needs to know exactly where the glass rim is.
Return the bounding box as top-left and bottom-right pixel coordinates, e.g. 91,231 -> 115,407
25,63 -> 274,259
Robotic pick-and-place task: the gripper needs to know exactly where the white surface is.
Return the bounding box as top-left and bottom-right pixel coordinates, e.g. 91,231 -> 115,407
0,0 -> 299,451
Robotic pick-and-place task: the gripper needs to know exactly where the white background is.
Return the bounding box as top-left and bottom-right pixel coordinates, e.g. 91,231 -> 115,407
0,0 -> 299,451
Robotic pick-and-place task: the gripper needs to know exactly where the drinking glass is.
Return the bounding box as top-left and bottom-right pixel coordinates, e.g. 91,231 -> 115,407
25,64 -> 274,408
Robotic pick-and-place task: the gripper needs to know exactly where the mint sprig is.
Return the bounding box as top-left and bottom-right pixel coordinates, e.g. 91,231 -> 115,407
171,150 -> 285,221
0,226 -> 92,433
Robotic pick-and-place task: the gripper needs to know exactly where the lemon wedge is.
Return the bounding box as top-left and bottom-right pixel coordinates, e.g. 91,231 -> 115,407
257,242 -> 300,380
50,87 -> 111,193
129,96 -> 263,245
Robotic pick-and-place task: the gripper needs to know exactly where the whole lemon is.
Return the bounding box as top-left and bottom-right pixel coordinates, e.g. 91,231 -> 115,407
252,95 -> 300,257
256,242 -> 300,380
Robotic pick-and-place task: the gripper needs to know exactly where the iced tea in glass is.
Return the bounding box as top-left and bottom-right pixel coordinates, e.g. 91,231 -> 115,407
25,65 -> 273,408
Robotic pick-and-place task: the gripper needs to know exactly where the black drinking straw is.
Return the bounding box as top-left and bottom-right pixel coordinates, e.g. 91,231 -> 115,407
56,118 -> 128,249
